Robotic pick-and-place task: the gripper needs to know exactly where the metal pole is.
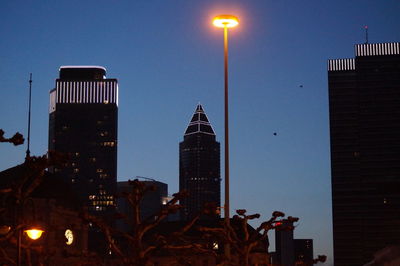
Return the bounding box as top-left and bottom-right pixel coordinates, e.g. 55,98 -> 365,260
17,204 -> 21,266
26,73 -> 32,159
223,25 -> 231,260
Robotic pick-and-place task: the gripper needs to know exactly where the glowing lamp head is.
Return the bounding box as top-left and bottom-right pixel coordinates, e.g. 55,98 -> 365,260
24,229 -> 44,240
213,15 -> 239,28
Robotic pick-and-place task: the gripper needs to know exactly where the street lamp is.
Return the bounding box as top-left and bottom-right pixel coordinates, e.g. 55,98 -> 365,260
17,197 -> 45,266
24,228 -> 44,240
212,14 -> 239,260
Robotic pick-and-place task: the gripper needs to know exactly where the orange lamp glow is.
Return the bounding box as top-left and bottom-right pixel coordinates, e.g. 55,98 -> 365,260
213,15 -> 239,28
24,229 -> 44,240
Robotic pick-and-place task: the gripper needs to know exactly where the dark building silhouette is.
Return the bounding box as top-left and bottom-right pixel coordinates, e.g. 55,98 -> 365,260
328,42 -> 400,266
274,221 -> 294,266
294,239 -> 313,265
273,223 -> 314,266
179,104 -> 220,220
49,66 -> 118,215
116,179 -> 168,232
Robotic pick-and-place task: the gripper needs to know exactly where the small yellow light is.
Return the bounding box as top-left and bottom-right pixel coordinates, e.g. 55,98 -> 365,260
24,229 -> 44,240
213,15 -> 239,28
65,229 -> 74,245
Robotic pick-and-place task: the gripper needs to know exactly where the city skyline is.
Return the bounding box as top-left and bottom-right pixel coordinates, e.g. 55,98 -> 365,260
1,1 -> 400,264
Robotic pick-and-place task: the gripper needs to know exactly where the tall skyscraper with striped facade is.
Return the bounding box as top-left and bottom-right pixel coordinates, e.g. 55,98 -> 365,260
49,66 -> 118,216
328,42 -> 400,266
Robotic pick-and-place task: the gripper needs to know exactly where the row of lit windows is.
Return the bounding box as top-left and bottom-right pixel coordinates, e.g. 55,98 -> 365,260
91,200 -> 114,206
89,195 -> 114,200
71,175 -> 112,183
189,177 -> 220,181
100,141 -> 115,147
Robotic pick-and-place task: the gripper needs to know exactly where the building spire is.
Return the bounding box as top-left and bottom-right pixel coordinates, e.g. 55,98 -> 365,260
26,73 -> 32,159
184,104 -> 215,136
364,25 -> 369,44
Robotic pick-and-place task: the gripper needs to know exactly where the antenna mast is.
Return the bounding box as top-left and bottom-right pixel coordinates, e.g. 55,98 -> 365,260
26,73 -> 32,159
364,25 -> 369,44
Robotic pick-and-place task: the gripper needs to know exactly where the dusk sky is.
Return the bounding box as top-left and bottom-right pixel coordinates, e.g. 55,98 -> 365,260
1,1 -> 399,264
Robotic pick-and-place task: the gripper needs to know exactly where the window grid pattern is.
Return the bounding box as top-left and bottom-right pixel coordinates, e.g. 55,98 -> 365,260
50,80 -> 118,113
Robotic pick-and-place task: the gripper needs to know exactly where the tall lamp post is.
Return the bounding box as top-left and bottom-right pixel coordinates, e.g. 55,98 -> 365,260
212,14 -> 239,260
17,198 -> 45,266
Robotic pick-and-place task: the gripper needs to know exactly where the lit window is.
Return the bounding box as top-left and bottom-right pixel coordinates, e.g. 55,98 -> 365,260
96,169 -> 103,173
89,157 -> 96,162
99,173 -> 108,179
73,168 -> 79,173
212,242 -> 219,250
100,131 -> 109,137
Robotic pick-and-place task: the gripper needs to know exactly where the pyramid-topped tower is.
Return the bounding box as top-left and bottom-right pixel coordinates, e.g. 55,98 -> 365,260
184,104 -> 216,136
179,104 -> 220,220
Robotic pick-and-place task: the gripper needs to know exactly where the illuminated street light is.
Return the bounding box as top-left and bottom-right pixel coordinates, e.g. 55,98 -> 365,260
24,228 -> 44,240
213,15 -> 239,28
212,14 -> 239,261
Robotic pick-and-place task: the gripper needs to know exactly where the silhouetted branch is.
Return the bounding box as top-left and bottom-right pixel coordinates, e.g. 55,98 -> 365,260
0,129 -> 24,146
313,255 -> 327,264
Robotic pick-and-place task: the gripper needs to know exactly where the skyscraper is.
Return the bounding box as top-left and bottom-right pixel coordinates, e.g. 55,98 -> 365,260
328,42 -> 400,266
49,66 -> 118,215
294,239 -> 313,265
179,104 -> 220,220
274,221 -> 295,266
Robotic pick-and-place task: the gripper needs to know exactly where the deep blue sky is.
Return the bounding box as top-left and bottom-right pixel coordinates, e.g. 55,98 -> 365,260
1,1 -> 399,264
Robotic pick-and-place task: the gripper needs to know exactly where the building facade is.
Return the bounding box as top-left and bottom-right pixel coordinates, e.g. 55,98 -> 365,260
328,42 -> 400,266
48,66 -> 118,215
179,104 -> 220,220
116,179 -> 168,232
294,239 -> 313,265
274,221 -> 295,266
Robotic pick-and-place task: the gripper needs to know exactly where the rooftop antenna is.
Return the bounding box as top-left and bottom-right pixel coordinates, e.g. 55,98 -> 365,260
26,73 -> 32,159
364,25 -> 369,44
